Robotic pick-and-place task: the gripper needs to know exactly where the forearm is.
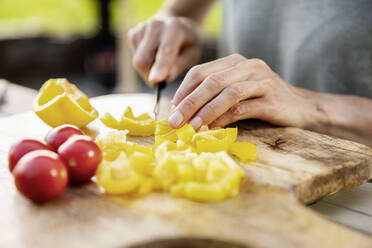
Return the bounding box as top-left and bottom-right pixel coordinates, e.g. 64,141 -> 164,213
312,93 -> 372,146
158,0 -> 217,25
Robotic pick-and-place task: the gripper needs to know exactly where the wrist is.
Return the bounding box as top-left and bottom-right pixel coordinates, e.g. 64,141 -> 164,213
305,92 -> 372,146
307,93 -> 355,137
304,91 -> 333,133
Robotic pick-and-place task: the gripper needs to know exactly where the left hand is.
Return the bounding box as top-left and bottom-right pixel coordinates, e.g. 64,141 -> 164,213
168,54 -> 326,130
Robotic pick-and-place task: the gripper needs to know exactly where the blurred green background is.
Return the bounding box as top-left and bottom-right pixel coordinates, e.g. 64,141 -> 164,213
0,0 -> 221,96
0,0 -> 221,38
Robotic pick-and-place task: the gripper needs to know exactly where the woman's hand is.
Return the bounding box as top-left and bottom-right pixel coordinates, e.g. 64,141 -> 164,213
169,54 -> 327,130
128,16 -> 201,85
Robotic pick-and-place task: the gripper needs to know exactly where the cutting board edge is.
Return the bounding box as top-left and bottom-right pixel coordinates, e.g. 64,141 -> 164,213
294,158 -> 371,204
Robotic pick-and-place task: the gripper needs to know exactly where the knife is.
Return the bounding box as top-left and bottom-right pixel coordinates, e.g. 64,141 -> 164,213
153,81 -> 166,120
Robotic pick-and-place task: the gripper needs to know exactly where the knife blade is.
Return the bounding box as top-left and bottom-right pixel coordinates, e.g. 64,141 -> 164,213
153,81 -> 166,120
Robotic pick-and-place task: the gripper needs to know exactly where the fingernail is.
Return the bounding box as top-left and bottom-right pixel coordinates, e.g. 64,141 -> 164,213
168,111 -> 184,128
149,67 -> 166,83
190,116 -> 203,130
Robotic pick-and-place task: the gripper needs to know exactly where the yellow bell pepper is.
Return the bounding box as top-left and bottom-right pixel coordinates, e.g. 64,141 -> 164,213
170,152 -> 244,202
33,78 -> 98,127
192,155 -> 209,182
96,131 -> 153,160
154,155 -> 178,191
96,153 -> 140,194
176,124 -> 196,144
192,128 -> 238,153
137,177 -> 160,195
154,140 -> 196,160
130,151 -> 154,176
95,109 -> 251,202
177,163 -> 195,182
229,141 -> 257,162
205,161 -> 229,183
195,139 -> 229,153
217,151 -> 246,178
155,119 -> 178,142
96,131 -> 133,161
192,128 -> 237,144
171,182 -> 227,202
100,106 -> 156,137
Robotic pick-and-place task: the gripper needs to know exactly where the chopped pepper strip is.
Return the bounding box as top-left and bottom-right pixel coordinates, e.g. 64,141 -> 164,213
192,128 -> 238,145
229,141 -> 257,162
96,131 -> 153,161
171,182 -> 227,202
96,153 -> 140,194
195,139 -> 229,153
96,131 -> 132,161
100,106 -> 156,137
130,151 -> 154,176
155,119 -> 178,142
176,124 -> 196,144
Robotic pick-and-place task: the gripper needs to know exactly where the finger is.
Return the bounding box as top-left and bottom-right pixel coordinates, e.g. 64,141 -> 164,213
148,20 -> 186,84
127,22 -> 146,52
169,59 -> 257,128
173,53 -> 246,106
189,80 -> 268,129
167,45 -> 201,81
209,98 -> 268,128
132,20 -> 163,80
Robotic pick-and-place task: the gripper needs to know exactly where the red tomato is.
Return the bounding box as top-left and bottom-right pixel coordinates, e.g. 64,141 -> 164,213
8,139 -> 51,172
58,135 -> 102,184
45,124 -> 84,151
13,150 -> 68,203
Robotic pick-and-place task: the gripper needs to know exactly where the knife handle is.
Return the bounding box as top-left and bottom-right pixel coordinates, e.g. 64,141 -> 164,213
157,81 -> 166,90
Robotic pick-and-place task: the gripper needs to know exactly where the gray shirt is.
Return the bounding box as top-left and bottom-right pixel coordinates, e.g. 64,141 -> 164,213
220,0 -> 372,97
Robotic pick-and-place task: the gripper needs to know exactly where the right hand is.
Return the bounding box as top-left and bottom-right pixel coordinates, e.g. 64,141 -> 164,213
127,16 -> 201,85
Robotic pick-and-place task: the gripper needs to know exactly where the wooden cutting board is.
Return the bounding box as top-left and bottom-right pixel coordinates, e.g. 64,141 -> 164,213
0,94 -> 371,248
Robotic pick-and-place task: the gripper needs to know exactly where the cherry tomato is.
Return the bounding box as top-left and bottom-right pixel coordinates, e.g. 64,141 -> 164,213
58,135 -> 102,184
13,150 -> 68,204
8,139 -> 51,172
45,124 -> 84,151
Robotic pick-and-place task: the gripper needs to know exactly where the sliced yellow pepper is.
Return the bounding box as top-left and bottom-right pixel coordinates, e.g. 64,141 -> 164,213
96,131 -> 152,160
154,155 -> 178,191
192,128 -> 237,144
95,111 -> 252,202
96,153 -> 140,194
192,128 -> 238,153
177,163 -> 195,182
155,119 -> 178,142
195,139 -> 229,153
100,106 -> 156,137
192,155 -> 209,182
171,182 -> 227,202
176,124 -> 196,144
130,151 -> 154,176
137,177 -> 160,195
33,78 -> 98,127
229,141 -> 257,162
96,131 -> 133,161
